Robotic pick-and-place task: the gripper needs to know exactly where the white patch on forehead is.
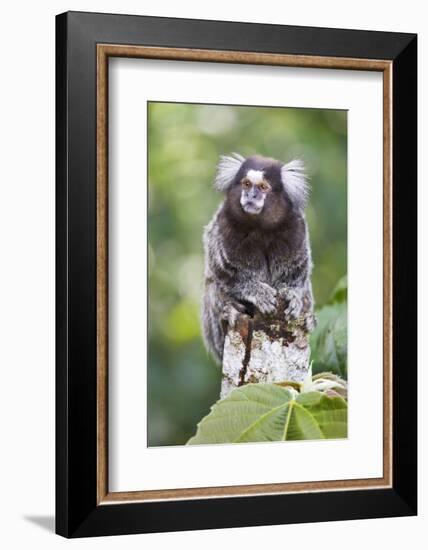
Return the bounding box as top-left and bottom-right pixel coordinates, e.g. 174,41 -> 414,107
246,169 -> 264,184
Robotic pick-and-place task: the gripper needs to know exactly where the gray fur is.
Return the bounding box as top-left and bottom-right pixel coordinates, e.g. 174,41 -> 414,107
202,154 -> 315,364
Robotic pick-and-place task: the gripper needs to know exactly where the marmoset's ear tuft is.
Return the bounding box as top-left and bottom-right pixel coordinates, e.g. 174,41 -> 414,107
281,159 -> 310,209
214,153 -> 245,191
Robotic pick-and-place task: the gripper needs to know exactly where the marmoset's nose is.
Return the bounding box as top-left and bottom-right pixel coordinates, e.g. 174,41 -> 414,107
249,187 -> 259,199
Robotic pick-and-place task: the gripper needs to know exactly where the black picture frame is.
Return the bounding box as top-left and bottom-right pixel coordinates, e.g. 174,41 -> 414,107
56,10 -> 417,538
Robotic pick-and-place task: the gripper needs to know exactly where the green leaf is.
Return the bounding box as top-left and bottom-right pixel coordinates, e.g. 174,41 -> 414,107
296,392 -> 348,438
310,301 -> 347,379
187,384 -> 347,445
327,275 -> 348,304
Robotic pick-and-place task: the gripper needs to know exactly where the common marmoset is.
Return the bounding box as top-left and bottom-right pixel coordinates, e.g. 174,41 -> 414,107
202,153 -> 315,364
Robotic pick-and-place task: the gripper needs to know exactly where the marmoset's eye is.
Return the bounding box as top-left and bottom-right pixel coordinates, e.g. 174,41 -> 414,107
260,182 -> 269,192
242,180 -> 251,189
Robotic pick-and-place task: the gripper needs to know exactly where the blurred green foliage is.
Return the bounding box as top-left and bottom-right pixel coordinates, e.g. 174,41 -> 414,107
310,275 -> 348,380
147,101 -> 347,446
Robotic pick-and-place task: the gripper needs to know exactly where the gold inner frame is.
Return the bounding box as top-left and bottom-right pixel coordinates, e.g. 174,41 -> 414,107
96,44 -> 393,505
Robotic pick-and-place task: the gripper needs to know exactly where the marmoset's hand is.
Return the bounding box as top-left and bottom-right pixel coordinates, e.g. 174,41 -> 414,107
280,287 -> 304,320
253,282 -> 277,315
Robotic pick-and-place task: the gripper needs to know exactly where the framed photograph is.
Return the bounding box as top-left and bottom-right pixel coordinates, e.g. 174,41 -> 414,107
56,11 -> 417,538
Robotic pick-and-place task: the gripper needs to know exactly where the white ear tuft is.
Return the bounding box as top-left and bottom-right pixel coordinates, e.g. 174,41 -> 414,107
281,159 -> 309,209
214,152 -> 245,191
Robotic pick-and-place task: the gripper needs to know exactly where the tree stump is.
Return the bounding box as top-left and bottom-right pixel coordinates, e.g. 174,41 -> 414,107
220,300 -> 311,399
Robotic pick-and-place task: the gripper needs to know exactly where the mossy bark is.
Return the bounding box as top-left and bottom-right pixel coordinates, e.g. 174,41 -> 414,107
220,301 -> 311,399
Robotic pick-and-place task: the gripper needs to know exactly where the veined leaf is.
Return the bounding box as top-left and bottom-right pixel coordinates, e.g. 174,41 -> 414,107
187,384 -> 347,445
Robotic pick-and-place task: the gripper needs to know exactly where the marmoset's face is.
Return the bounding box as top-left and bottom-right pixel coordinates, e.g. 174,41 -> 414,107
225,156 -> 292,228
239,170 -> 271,215
220,154 -> 306,229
